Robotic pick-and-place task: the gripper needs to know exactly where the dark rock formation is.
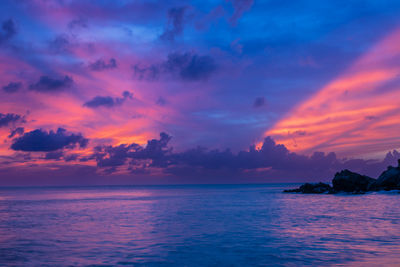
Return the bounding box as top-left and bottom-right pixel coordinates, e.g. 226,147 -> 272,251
283,159 -> 400,194
332,169 -> 376,193
283,182 -> 333,194
375,159 -> 400,190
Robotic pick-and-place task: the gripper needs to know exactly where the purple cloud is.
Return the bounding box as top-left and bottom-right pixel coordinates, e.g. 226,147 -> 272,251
89,133 -> 399,181
0,19 -> 17,44
29,76 -> 73,93
229,0 -> 254,26
0,113 -> 24,128
8,127 -> 24,138
89,58 -> 117,71
83,91 -> 133,108
160,7 -> 187,41
11,128 -> 88,152
2,82 -> 22,93
133,51 -> 217,81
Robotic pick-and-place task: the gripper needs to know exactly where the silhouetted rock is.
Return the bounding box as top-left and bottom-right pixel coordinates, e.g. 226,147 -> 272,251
283,159 -> 400,194
375,159 -> 400,190
332,169 -> 376,193
283,182 -> 333,194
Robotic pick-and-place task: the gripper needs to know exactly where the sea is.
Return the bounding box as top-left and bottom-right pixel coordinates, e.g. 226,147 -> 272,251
0,184 -> 400,266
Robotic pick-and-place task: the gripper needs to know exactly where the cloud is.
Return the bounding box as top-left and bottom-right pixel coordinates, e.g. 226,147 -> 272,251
83,91 -> 133,108
253,96 -> 265,107
0,19 -> 17,44
94,132 -> 171,171
229,0 -> 254,26
44,151 -> 63,160
133,64 -> 160,80
89,133 -> 400,180
160,7 -> 187,41
170,137 -> 400,180
171,137 -> 293,170
0,113 -> 24,128
2,82 -> 22,93
29,76 -> 73,93
68,17 -> 88,29
8,127 -> 24,138
89,58 -> 117,71
49,34 -> 71,53
263,28 -> 400,158
133,51 -> 217,81
64,154 -> 79,162
177,53 -> 217,80
94,144 -> 136,168
84,96 -> 114,108
11,128 -> 88,152
134,132 -> 172,167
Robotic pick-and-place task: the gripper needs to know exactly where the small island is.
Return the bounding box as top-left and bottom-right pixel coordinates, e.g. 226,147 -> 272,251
284,160 -> 400,194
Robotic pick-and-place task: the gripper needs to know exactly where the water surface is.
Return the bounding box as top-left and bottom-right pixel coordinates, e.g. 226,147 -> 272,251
1,184 -> 400,266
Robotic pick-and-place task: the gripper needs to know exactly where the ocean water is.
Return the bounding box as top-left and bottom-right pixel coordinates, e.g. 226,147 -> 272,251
1,184 -> 400,266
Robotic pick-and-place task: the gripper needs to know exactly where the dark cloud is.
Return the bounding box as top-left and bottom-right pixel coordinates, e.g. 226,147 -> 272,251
133,64 -> 160,80
168,137 -> 400,180
171,137 -> 292,170
93,134 -> 291,172
229,0 -> 254,26
11,128 -> 88,152
134,132 -> 172,167
133,51 -> 217,81
94,132 -> 171,171
68,17 -> 88,29
8,127 -> 24,138
29,76 -> 73,93
89,58 -> 117,71
160,7 -> 187,41
90,133 -> 400,180
83,91 -> 133,108
2,82 -> 22,93
64,153 -> 79,162
122,91 -> 133,99
0,113 -> 24,128
84,96 -> 114,108
44,151 -> 63,160
177,53 -> 217,80
0,19 -> 17,44
253,96 -> 265,107
49,34 -> 71,53
94,144 -> 137,169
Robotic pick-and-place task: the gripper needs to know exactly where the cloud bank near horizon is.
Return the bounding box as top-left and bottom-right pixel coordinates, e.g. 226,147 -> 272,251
2,130 -> 399,185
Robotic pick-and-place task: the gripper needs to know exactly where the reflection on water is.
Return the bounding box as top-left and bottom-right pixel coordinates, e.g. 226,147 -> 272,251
0,185 -> 400,266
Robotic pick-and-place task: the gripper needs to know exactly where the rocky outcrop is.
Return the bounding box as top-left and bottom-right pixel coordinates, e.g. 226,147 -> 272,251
372,160 -> 400,191
283,182 -> 333,194
284,159 -> 400,194
332,169 -> 376,193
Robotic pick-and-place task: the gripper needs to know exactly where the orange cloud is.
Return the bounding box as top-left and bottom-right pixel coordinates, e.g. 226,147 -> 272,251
264,28 -> 400,158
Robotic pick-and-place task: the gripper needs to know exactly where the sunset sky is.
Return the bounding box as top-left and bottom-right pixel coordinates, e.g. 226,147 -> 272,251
1,0 -> 400,185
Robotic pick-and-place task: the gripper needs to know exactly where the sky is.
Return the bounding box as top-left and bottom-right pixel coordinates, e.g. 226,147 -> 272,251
1,0 -> 400,185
